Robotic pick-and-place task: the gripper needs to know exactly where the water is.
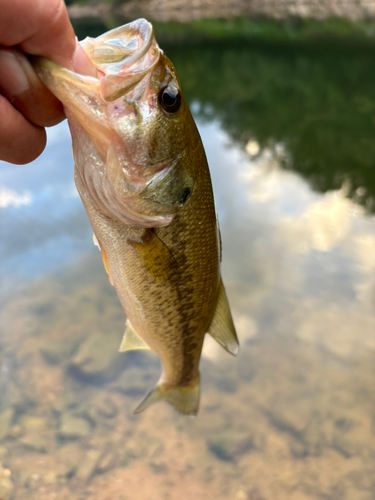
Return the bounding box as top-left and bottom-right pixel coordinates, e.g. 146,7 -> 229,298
0,20 -> 374,500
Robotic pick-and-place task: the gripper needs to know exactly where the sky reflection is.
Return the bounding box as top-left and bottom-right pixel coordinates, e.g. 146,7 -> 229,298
0,82 -> 374,500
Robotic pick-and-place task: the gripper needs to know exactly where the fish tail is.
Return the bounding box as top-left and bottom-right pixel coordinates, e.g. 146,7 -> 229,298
134,376 -> 200,416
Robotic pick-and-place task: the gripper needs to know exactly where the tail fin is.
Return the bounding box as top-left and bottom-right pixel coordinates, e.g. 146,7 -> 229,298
134,376 -> 200,416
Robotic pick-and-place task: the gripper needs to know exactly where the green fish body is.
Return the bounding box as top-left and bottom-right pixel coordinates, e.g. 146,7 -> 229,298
35,19 -> 238,415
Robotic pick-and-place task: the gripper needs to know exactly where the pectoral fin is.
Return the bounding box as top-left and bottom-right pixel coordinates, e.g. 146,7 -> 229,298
208,279 -> 239,355
129,229 -> 178,280
134,376 -> 200,416
119,320 -> 150,352
93,234 -> 114,286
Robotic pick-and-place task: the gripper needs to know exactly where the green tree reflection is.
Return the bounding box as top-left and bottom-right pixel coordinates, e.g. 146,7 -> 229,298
71,16 -> 375,212
165,41 -> 375,212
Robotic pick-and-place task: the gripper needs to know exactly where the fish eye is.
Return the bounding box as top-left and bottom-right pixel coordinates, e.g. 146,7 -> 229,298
158,85 -> 181,115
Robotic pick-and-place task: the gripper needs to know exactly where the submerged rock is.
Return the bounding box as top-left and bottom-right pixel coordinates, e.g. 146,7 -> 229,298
19,434 -> 48,454
111,367 -> 154,397
51,392 -> 81,415
264,404 -> 308,438
57,413 -> 92,441
332,430 -> 359,458
68,332 -> 127,384
76,449 -> 103,483
7,387 -> 37,417
18,416 -> 51,453
40,335 -> 83,366
93,394 -> 118,420
290,419 -> 326,458
0,409 -> 13,441
208,432 -> 255,462
149,457 -> 168,474
96,448 -> 118,473
0,463 -> 13,500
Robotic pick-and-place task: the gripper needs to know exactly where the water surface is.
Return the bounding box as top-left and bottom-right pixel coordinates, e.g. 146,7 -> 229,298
0,21 -> 374,500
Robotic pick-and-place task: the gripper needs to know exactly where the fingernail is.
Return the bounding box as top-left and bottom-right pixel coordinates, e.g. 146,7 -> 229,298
72,40 -> 96,77
0,49 -> 29,96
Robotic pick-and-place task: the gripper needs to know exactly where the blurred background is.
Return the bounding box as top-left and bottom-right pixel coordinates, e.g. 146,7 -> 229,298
0,1 -> 374,499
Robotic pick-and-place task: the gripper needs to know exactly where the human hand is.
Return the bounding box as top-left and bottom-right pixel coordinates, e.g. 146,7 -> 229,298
0,0 -> 94,164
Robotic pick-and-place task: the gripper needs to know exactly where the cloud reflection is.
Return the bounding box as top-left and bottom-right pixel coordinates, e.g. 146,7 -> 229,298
200,120 -> 375,362
0,188 -> 31,208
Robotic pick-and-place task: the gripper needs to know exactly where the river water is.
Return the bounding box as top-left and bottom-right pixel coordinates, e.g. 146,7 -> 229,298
0,18 -> 374,500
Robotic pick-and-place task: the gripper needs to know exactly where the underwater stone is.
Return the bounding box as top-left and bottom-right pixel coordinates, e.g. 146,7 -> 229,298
21,416 -> 48,430
112,367 -> 154,397
0,463 -> 13,500
208,432 -> 254,462
51,392 -> 81,415
68,332 -> 127,384
332,430 -> 359,458
97,448 -> 118,473
7,387 -> 37,417
93,394 -> 118,419
40,335 -> 83,365
0,409 -> 13,441
264,406 -> 307,438
19,415 -> 50,452
64,464 -> 78,480
148,457 -> 168,474
76,449 -> 103,483
300,420 -> 325,456
57,413 -> 92,441
42,471 -> 57,485
19,434 -> 48,454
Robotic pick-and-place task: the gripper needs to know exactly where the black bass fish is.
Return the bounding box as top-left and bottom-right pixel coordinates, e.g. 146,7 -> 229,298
35,19 -> 238,415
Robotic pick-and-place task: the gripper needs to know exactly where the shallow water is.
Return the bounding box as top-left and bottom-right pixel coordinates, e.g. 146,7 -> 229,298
0,22 -> 374,500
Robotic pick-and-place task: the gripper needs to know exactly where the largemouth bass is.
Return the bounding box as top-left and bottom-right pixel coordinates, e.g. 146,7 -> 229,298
35,19 -> 238,415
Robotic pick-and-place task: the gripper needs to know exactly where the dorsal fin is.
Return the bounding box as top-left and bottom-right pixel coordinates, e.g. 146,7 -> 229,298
119,319 -> 150,352
207,279 -> 239,355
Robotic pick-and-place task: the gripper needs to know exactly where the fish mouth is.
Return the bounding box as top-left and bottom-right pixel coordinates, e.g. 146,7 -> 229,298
34,20 -> 161,177
34,20 -> 177,228
81,18 -> 161,102
34,19 -> 161,156
34,19 -> 163,120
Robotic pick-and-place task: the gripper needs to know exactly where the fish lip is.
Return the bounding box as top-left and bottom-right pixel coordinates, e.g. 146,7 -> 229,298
87,18 -> 155,73
80,18 -> 161,103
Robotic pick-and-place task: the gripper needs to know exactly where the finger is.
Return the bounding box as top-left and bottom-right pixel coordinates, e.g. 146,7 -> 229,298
0,0 -> 75,68
73,42 -> 97,76
0,48 -> 65,127
0,95 -> 46,165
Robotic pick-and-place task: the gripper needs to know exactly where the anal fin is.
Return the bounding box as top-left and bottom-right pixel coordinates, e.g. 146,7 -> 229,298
208,279 -> 239,355
119,319 -> 150,352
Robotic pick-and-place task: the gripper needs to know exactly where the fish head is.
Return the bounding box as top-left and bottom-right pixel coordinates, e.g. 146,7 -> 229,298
35,19 -> 198,227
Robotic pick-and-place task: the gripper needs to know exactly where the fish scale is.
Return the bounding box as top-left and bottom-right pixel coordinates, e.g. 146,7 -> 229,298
35,19 -> 238,415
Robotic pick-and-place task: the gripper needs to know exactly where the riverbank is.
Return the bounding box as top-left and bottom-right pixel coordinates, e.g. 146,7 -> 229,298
68,1 -> 375,46
68,0 -> 375,23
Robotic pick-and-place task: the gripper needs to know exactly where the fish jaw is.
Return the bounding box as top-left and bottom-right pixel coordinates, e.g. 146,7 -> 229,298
34,19 -> 179,228
81,18 -> 161,102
